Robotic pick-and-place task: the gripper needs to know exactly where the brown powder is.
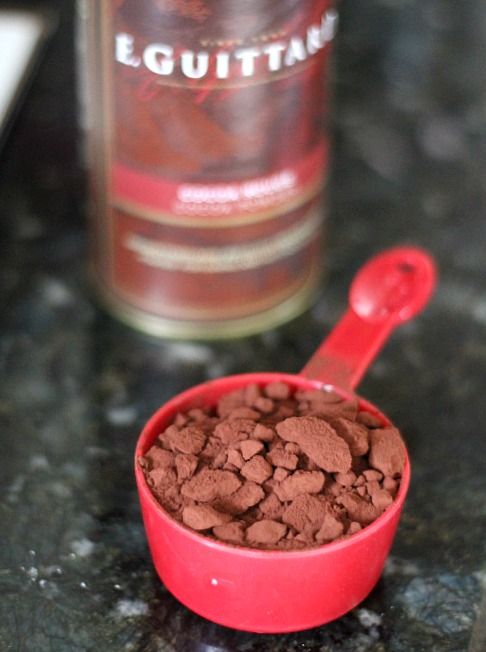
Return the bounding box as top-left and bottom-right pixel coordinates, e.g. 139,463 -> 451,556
335,470 -> 357,487
217,388 -> 246,418
213,521 -> 245,544
331,418 -> 370,456
273,467 -> 289,482
182,504 -> 231,530
357,411 -> 383,428
226,448 -> 244,469
252,424 -> 275,442
369,427 -> 406,477
181,468 -> 242,502
140,381 -> 406,550
254,397 -> 274,413
246,520 -> 287,545
266,447 -> 299,470
264,382 -> 291,400
337,493 -> 382,525
240,439 -> 264,460
316,513 -> 345,543
144,447 -> 174,469
214,481 -> 265,515
259,493 -> 284,520
274,471 -> 325,502
371,489 -> 394,511
214,418 -> 255,444
240,455 -> 273,483
276,416 -> 352,473
228,407 -> 261,421
282,494 -> 329,535
383,476 -> 398,495
347,522 -> 362,535
175,453 -> 198,483
168,425 -> 207,455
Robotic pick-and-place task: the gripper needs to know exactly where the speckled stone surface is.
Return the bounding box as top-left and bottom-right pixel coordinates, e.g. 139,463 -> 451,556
1,1 -> 486,650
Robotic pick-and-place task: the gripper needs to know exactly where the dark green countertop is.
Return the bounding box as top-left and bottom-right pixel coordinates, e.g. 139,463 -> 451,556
1,1 -> 485,650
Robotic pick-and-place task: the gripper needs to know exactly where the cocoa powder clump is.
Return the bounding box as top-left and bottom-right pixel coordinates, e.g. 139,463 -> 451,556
266,447 -> 298,470
274,471 -> 325,502
282,494 -> 329,535
169,425 -> 206,454
240,455 -> 273,483
214,481 -> 264,515
240,439 -> 264,460
213,521 -> 245,544
369,427 -> 406,477
276,416 -> 352,473
181,468 -> 241,502
140,382 -> 406,550
316,513 -> 345,543
182,504 -> 231,530
246,520 -> 287,545
144,447 -> 174,469
175,453 -> 198,483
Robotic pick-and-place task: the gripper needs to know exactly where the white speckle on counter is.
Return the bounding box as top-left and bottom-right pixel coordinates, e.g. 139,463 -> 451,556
41,278 -> 74,306
473,570 -> 486,588
368,359 -> 389,379
472,299 -> 486,325
106,404 -> 138,426
70,538 -> 95,558
114,599 -> 149,618
86,446 -> 110,459
25,566 -> 39,581
166,342 -> 215,365
356,608 -> 383,628
7,474 -> 26,503
62,462 -> 86,480
29,454 -> 49,470
349,123 -> 411,181
384,556 -> 420,577
419,116 -> 467,161
37,579 -> 60,598
207,360 -> 230,379
48,481 -> 72,499
43,565 -> 63,577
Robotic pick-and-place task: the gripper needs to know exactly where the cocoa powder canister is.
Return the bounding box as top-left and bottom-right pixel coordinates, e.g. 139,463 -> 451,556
78,0 -> 337,338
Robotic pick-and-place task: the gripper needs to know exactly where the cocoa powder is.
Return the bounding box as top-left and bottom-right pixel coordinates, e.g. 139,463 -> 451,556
139,382 -> 407,550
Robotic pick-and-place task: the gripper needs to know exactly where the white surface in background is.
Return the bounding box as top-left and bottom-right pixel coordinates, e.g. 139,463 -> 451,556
0,10 -> 45,129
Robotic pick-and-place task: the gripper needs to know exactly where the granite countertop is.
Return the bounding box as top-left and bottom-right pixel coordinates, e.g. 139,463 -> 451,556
1,1 -> 486,650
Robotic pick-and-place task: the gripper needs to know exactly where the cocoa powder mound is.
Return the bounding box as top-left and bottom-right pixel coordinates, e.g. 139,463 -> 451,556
140,382 -> 407,550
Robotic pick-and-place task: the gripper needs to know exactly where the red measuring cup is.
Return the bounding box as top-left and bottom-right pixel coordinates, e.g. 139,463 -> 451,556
135,246 -> 436,633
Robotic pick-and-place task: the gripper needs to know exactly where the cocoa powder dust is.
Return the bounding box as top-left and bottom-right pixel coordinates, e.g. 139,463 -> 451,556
139,382 -> 406,550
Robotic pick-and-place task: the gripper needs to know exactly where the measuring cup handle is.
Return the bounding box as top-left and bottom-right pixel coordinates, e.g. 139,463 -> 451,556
300,246 -> 437,391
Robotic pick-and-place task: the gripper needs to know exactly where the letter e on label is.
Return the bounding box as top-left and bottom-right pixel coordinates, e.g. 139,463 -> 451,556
115,33 -> 141,67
